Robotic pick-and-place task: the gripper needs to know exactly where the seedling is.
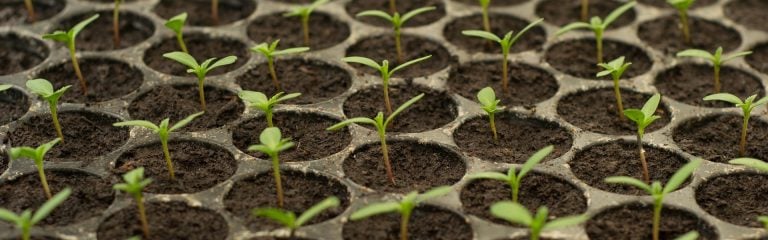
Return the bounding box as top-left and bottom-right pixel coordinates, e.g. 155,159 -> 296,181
677,47 -> 753,93
284,0 -> 329,46
479,0 -> 491,32
24,0 -> 35,22
490,201 -> 589,240
26,79 -> 71,142
470,145 -> 553,202
0,188 -> 71,240
356,6 -> 436,63
667,0 -> 695,44
350,186 -> 451,240
623,93 -> 662,183
252,196 -> 340,237
251,40 -> 310,91
113,0 -> 123,48
729,157 -> 768,230
42,14 -> 99,94
461,18 -> 543,93
477,87 -> 502,140
162,51 -> 237,110
327,94 -> 424,184
248,127 -> 295,208
760,216 -> 768,231
703,93 -> 768,157
597,56 -> 632,120
238,91 -> 301,127
113,168 -> 152,238
211,0 -> 219,25
0,84 -> 13,92
342,55 -> 431,114
164,13 -> 188,53
605,159 -> 702,240
556,1 -> 636,65
113,112 -> 205,180
9,138 -> 61,199
675,232 -> 700,240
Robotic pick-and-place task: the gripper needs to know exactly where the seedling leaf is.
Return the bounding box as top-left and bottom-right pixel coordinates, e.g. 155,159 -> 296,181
162,51 -> 199,69
391,55 -> 431,74
605,176 -> 652,193
542,214 -> 590,231
252,208 -> 296,228
295,196 -> 340,227
401,6 -> 436,23
461,30 -> 502,42
169,111 -> 205,132
31,188 -> 71,224
349,202 -> 401,220
518,145 -> 554,179
415,185 -> 451,202
603,1 -> 636,27
729,158 -> 768,172
342,56 -> 382,69
164,13 -> 187,34
490,201 -> 533,225
703,93 -> 742,105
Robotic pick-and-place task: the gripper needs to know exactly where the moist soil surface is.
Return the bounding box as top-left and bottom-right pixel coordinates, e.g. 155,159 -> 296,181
97,201 -> 228,240
248,12 -> 350,51
0,153 -> 6,174
453,0 -> 528,6
55,11 -> 154,51
143,33 -> 248,76
0,0 -> 65,25
655,64 -> 764,108
39,58 -> 143,103
638,15 -> 741,55
345,0 -> 445,28
128,84 -> 244,132
443,14 -> 546,54
342,205 -> 473,240
236,58 -> 351,104
586,203 -> 718,240
9,111 -> 129,163
345,35 -> 455,78
153,0 -> 256,26
556,88 -> 671,135
224,170 -> 350,231
0,88 -> 29,126
724,0 -> 768,33
113,140 -> 237,194
453,113 -> 572,163
447,61 -> 558,107
747,43 -> 768,75
696,173 -> 768,228
545,38 -> 652,79
0,33 -> 48,75
673,114 -> 768,163
569,140 -> 689,195
638,0 -> 716,8
343,141 -> 466,193
535,0 -> 636,30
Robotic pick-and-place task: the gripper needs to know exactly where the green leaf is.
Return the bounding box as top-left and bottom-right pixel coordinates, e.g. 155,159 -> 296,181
259,127 -> 283,150
477,87 -> 498,108
69,14 -> 99,39
163,51 -> 199,69
327,117 -> 378,131
677,49 -> 714,60
169,111 -> 205,132
469,171 -> 509,181
342,56 -> 382,70
385,93 -> 425,126
31,188 -> 71,224
0,208 -> 21,224
38,138 -> 62,158
723,51 -> 753,63
113,120 -> 160,132
703,93 -> 743,105
662,159 -> 702,194
556,22 -> 592,36
596,69 -> 613,77
605,176 -> 653,194
295,196 -> 340,227
461,30 -> 501,42
518,145 -> 553,180
205,56 -> 237,71
251,42 -> 272,57
400,6 -> 436,24
164,12 -> 187,34
603,1 -> 635,27
729,158 -> 768,172
356,10 -> 393,22
542,214 -> 590,231
640,94 -> 661,119
273,47 -> 310,56
667,0 -> 694,10
239,91 -> 270,106
623,109 -> 645,124
674,231 -> 699,240
350,202 -> 401,220
391,55 -> 431,75
9,147 -> 38,162
416,186 -> 452,203
276,92 -> 302,102
252,208 -> 296,228
509,18 -> 544,46
26,78 -> 56,98
42,31 -> 70,43
0,84 -> 12,92
490,201 -> 533,226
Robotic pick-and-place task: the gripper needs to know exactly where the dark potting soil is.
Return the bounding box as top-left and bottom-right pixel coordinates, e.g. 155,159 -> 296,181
0,153 -> 6,173
143,33 -> 248,76
0,87 -> 29,126
345,35 -> 455,78
38,58 -> 143,103
0,33 -> 48,75
345,0 -> 445,28
696,173 -> 768,228
569,140 -> 689,195
113,140 -> 237,194
97,201 -> 228,240
343,141 -> 465,193
556,88 -> 671,135
0,170 -> 114,226
747,42 -> 768,75
443,14 -> 546,54
453,113 -> 572,163
654,63 -> 764,108
54,11 -> 154,51
453,0 -> 528,7
232,112 -> 351,162
343,83 -> 457,133
586,203 -> 718,240
153,0 -> 256,26
224,170 -> 350,231
725,0 -> 768,33
544,38 -> 652,79
250,237 -> 313,240
638,15 -> 742,55
535,0 -> 636,30
248,12 -> 350,51
0,237 -> 59,240
277,0 -> 314,4
9,111 -> 129,163
673,114 -> 768,163
236,58 -> 351,105
342,205 -> 473,240
0,0 -> 65,25
128,84 -> 244,132
83,0 -> 141,2
638,0 -> 716,8
447,61 -> 558,107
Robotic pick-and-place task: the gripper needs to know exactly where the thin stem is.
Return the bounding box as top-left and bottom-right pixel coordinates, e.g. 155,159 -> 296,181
400,210 -> 411,240
713,64 -> 721,93
740,115 -> 749,157
481,7 -> 491,33
580,0 -> 589,22
37,165 -> 52,199
69,44 -> 87,95
136,194 -> 150,238
301,15 -> 310,47
22,225 -> 31,240
613,77 -> 625,120
268,58 -> 282,91
379,130 -> 396,184
637,133 -> 650,183
49,102 -> 64,143
511,181 -> 519,203
266,111 -> 274,127
530,224 -> 542,240
211,0 -> 219,25
272,155 -> 285,208
176,33 -> 188,54
395,28 -> 404,64
198,77 -> 207,111
489,113 -> 498,141
383,78 -> 393,114
595,32 -> 604,65
678,10 -> 691,45
501,54 -> 509,93
113,0 -> 121,49
652,199 -> 662,240
161,138 -> 176,180
24,0 -> 35,22
389,0 -> 397,14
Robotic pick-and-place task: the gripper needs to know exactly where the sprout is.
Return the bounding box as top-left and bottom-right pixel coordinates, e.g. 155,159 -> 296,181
113,112 -> 205,180
0,84 -> 12,92
162,51 -> 238,110
211,0 -> 219,25
252,40 -> 310,91
113,168 -> 152,238
490,201 -> 589,240
760,216 -> 768,231
703,93 -> 768,157
26,79 -> 71,142
252,196 -> 340,237
605,159 -> 702,240
284,0 -> 329,46
461,18 -> 543,93
342,55 -> 431,114
623,93 -> 662,183
597,56 -> 632,120
470,145 -> 553,202
675,232 -> 700,240
164,12 -> 189,53
0,188 -> 71,240
479,0 -> 491,32
556,1 -> 635,65
113,0 -> 123,48
356,6 -> 436,63
42,14 -> 99,94
248,127 -> 295,208
24,0 -> 35,22
676,47 -> 753,93
476,87 -> 502,140
238,91 -> 301,128
327,94 -> 424,184
350,186 -> 451,240
667,0 -> 694,44
9,138 -> 61,199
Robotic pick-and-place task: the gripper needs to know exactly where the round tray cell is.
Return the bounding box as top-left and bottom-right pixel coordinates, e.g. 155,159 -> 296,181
586,203 -> 718,240
556,88 -> 671,135
747,42 -> 768,75
544,38 -> 652,79
248,12 -> 350,51
0,0 -> 65,25
725,0 -> 768,33
153,0 -> 256,26
345,0 -> 446,28
0,33 -> 48,75
0,86 -> 30,125
452,0 -> 529,7
97,201 -> 228,239
443,14 -> 546,54
655,63 -> 764,108
342,205 -> 472,240
638,0 -> 716,9
447,61 -> 558,107
346,35 -> 454,78
673,114 -> 768,163
535,0 -> 636,30
696,173 -> 768,228
37,57 -> 143,103
143,33 -> 248,76
236,58 -> 351,105
638,15 -> 742,55
53,10 -> 154,51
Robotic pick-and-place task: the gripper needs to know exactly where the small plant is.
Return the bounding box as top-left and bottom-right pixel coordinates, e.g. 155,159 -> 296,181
470,145 -> 553,202
162,51 -> 237,110
356,6 -> 436,63
490,201 -> 590,240
677,47 -> 753,93
42,14 -> 99,94
597,56 -> 632,120
24,0 -> 35,22
342,55 -> 431,114
0,84 -> 13,92
0,188 -> 71,240
675,232 -> 700,240
479,0 -> 491,32
113,168 -> 152,238
729,158 -> 768,230
248,127 -> 295,208
477,87 -> 502,140
284,0 -> 329,47
238,91 -> 301,128
327,94 -> 424,184
113,112 -> 205,180
623,93 -> 662,183
667,0 -> 695,44
349,186 -> 451,240
26,79 -> 71,142
251,40 -> 310,91
164,12 -> 189,53
211,0 -> 219,25
252,196 -> 340,237
605,159 -> 702,240
556,1 -> 635,65
760,216 -> 768,231
9,138 -> 61,199
113,0 -> 123,48
703,93 -> 768,157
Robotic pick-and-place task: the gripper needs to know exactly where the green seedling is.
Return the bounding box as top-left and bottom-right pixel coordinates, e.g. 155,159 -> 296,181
252,196 -> 340,237
113,168 -> 152,238
211,0 -> 219,25
729,158 -> 768,230
284,0 -> 329,46
24,0 -> 35,22
597,56 -> 632,120
667,0 -> 695,44
675,232 -> 700,240
477,87 -> 502,140
0,84 -> 13,92
356,6 -> 436,63
238,91 -> 301,128
350,186 -> 451,240
491,201 -> 590,240
605,158 -> 702,240
327,94 -> 424,184
556,1 -> 635,65
42,14 -> 99,94
342,55 -> 431,114
113,112 -> 204,180
623,93 -> 662,183
113,0 -> 123,48
470,145 -> 553,202
760,216 -> 768,231
0,188 -> 71,240
677,47 -> 753,93
461,18 -> 543,93
703,93 -> 768,157
164,13 -> 188,53
479,0 -> 491,32
26,79 -> 71,142
9,138 -> 61,199
252,40 -> 310,91
162,51 -> 237,110
248,127 -> 295,208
